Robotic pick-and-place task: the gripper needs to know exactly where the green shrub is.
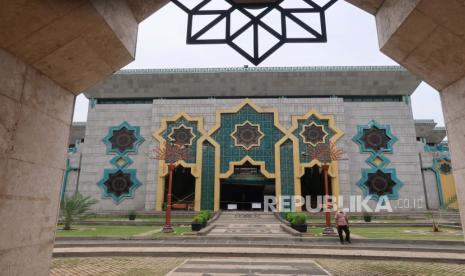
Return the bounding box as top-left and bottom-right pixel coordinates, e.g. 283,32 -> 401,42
291,213 -> 306,225
286,212 -> 296,222
199,210 -> 211,220
60,193 -> 98,230
192,215 -> 205,224
198,212 -> 209,222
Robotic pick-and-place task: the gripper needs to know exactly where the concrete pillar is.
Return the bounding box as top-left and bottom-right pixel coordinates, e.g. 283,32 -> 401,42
0,1 -> 170,275
441,76 -> 465,234
0,48 -> 74,275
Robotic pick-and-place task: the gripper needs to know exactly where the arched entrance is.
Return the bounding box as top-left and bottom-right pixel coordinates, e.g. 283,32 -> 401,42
164,166 -> 195,210
300,165 -> 332,211
220,162 -> 275,210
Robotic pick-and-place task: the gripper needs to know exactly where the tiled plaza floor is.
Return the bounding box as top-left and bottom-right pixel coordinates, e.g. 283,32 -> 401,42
317,259 -> 465,276
51,257 -> 184,276
51,257 -> 465,276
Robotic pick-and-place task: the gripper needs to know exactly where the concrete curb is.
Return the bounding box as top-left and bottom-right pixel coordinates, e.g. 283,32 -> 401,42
197,225 -> 216,236
52,248 -> 465,264
54,235 -> 464,246
53,241 -> 465,253
207,211 -> 222,226
280,224 -> 302,237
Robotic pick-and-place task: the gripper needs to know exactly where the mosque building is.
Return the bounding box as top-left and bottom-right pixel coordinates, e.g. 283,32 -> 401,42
63,66 -> 457,212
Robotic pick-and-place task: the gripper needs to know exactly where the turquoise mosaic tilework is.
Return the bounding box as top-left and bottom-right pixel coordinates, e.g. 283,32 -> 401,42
161,117 -> 199,163
201,141 -> 215,210
353,120 -> 402,201
212,104 -> 284,174
98,121 -> 144,204
293,115 -> 335,163
280,140 -> 295,197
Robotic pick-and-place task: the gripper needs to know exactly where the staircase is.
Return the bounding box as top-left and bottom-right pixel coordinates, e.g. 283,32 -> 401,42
207,211 -> 291,237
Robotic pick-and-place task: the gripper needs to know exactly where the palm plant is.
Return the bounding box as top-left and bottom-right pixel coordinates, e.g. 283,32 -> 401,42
60,193 -> 98,230
429,195 -> 458,232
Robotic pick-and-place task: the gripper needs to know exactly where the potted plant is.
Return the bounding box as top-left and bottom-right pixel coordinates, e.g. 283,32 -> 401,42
191,215 -> 204,231
286,212 -> 296,223
128,210 -> 136,221
198,211 -> 211,227
290,213 -> 307,233
363,213 -> 372,222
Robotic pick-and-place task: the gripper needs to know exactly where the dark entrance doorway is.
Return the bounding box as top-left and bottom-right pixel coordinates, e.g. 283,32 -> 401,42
220,162 -> 275,210
300,165 -> 332,211
164,166 -> 195,210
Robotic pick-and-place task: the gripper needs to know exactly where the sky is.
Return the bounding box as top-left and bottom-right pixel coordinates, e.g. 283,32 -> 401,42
72,0 -> 444,126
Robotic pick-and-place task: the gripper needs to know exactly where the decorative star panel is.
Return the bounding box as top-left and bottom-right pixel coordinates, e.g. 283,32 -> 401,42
168,124 -> 196,146
300,122 -> 328,147
160,116 -> 201,164
231,121 -> 265,150
357,168 -> 403,201
290,111 -> 343,164
211,102 -> 285,174
353,120 -> 397,154
97,169 -> 142,204
110,155 -> 133,170
172,0 -> 338,65
103,121 -> 145,155
434,157 -> 453,175
366,153 -> 390,169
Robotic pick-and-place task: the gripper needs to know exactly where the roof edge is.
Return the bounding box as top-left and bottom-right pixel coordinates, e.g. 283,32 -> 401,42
117,66 -> 407,75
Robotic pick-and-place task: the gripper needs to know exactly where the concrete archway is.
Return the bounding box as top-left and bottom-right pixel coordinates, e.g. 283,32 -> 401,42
1,0 -> 464,275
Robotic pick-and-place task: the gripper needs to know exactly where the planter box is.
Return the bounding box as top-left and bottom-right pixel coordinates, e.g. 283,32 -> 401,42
363,216 -> 372,222
191,223 -> 203,231
128,215 -> 136,221
291,224 -> 307,233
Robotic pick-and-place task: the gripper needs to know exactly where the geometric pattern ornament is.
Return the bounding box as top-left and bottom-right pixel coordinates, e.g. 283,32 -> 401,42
172,0 -> 338,65
168,124 -> 196,146
300,122 -> 328,147
353,120 -> 397,154
100,121 -> 144,204
361,128 -> 391,152
439,162 -> 452,175
357,168 -> 403,201
231,121 -> 264,150
97,169 -> 142,204
354,120 -> 402,200
365,170 -> 395,197
110,155 -> 134,170
103,121 -> 145,155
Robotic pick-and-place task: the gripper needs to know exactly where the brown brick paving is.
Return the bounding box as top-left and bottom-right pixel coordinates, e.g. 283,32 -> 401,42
51,257 -> 184,276
317,258 -> 465,276
51,257 -> 465,276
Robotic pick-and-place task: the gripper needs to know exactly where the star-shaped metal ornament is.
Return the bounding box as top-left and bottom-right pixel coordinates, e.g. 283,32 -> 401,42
172,0 -> 338,65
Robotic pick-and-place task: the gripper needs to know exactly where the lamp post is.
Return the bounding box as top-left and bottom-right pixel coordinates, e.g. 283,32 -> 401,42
153,142 -> 190,233
306,142 -> 344,236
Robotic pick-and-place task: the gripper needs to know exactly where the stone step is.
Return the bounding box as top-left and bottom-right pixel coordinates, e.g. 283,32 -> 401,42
207,211 -> 290,237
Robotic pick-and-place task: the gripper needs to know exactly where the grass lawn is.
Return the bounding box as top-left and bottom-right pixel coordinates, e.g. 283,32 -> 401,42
56,225 -> 191,237
304,226 -> 463,241
85,215 -> 194,222
57,225 -> 155,237
352,226 -> 464,241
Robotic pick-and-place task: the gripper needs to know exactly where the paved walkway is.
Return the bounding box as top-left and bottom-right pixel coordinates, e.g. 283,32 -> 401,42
51,257 -> 465,276
167,258 -> 331,275
207,211 -> 290,237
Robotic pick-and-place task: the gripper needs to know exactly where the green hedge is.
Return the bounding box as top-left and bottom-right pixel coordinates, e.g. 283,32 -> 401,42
291,213 -> 306,225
